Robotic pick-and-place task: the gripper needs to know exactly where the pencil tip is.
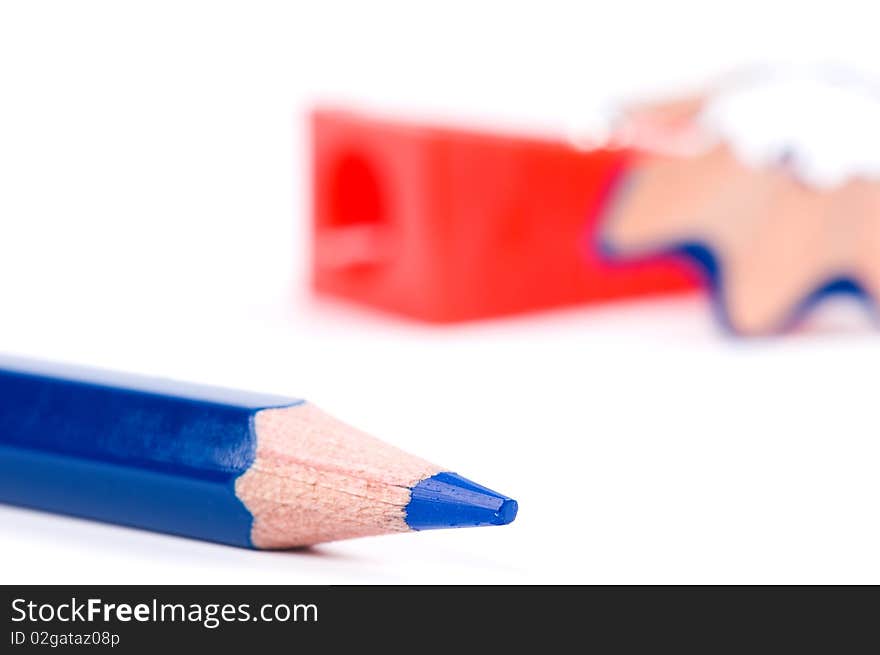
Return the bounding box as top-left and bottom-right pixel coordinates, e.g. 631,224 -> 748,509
405,472 -> 518,531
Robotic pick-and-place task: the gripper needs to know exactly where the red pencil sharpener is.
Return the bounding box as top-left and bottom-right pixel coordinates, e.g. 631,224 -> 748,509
311,109 -> 698,322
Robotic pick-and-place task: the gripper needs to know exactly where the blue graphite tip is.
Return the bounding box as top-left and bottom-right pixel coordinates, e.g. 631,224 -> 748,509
405,472 -> 518,530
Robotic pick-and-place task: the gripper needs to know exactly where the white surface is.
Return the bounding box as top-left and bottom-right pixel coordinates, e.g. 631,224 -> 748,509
1,0 -> 880,584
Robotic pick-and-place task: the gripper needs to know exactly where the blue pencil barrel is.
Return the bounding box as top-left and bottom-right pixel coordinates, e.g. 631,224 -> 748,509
0,357 -> 298,548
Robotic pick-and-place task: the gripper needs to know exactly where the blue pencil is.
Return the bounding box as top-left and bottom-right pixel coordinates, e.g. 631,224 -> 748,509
0,356 -> 517,548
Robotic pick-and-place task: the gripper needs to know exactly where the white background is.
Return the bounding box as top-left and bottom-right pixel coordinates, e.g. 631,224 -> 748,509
1,1 -> 880,583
